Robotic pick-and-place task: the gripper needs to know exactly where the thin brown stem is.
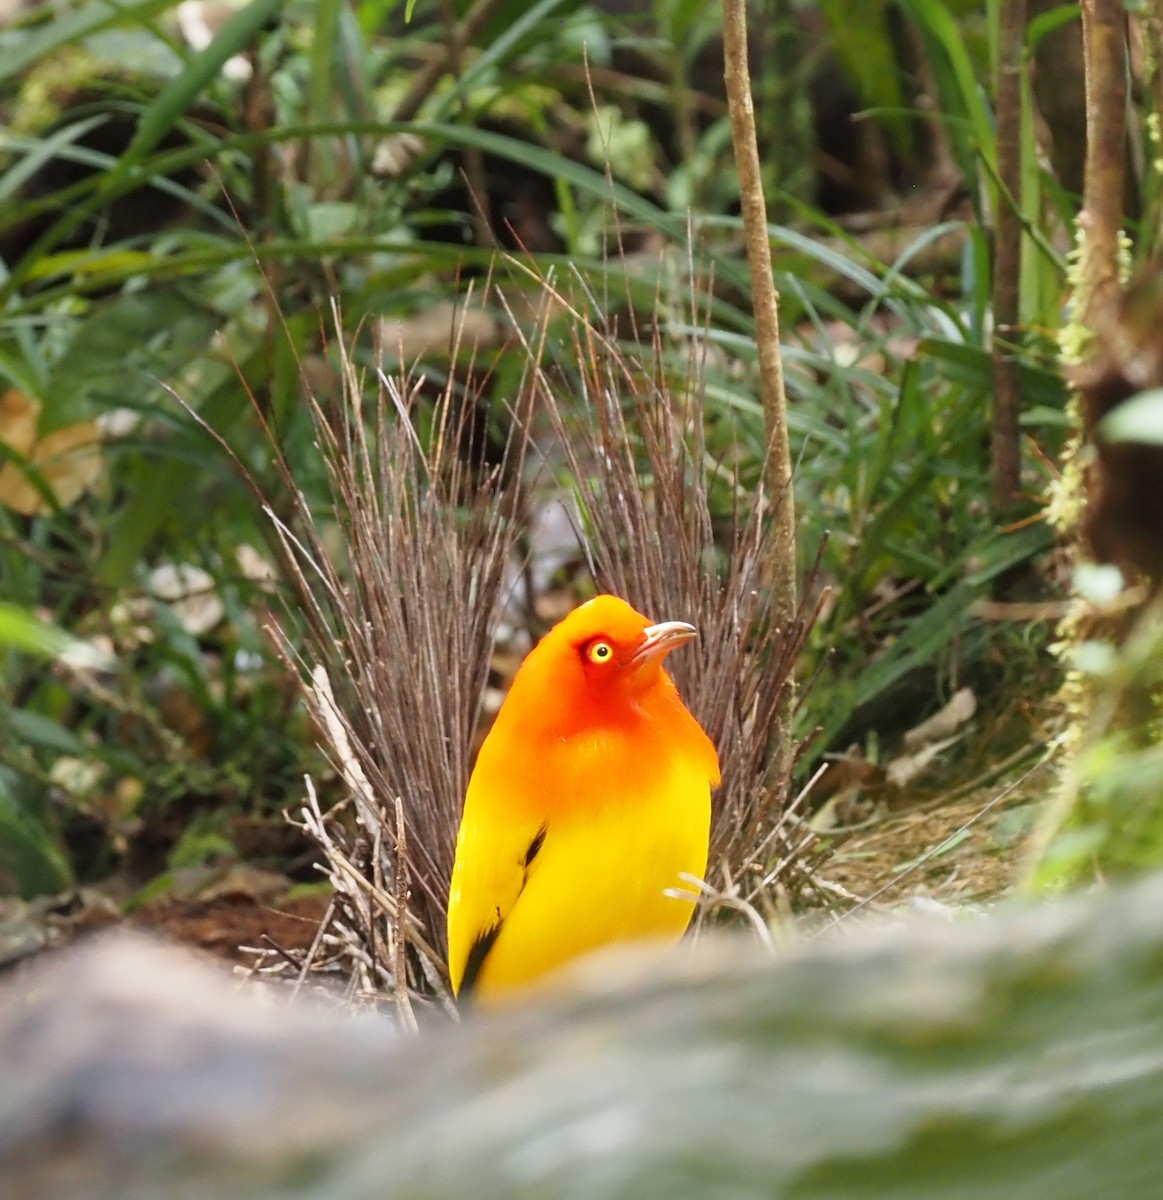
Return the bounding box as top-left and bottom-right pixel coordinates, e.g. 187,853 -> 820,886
990,0 -> 1026,510
722,0 -> 796,786
438,0 -> 496,247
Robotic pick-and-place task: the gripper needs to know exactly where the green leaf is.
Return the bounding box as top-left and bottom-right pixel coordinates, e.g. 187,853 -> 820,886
1027,3 -> 1080,50
922,337 -> 1065,408
0,0 -> 180,86
0,603 -> 111,668
5,709 -> 88,757
1099,388 -> 1163,445
817,0 -> 909,152
897,0 -> 997,210
105,0 -> 285,192
0,768 -> 74,898
46,288 -> 219,428
454,0 -> 573,91
852,581 -> 979,712
0,116 -> 107,209
964,521 -> 1055,588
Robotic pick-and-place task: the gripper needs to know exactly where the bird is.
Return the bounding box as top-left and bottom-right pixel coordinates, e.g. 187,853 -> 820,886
446,593 -> 719,1005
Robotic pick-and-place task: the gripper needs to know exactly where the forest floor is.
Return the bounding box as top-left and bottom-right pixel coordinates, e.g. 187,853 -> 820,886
1,589 -> 1060,978
121,739 -> 1051,971
0,717 -> 1054,979
807,693 -> 1057,920
814,751 -> 1052,915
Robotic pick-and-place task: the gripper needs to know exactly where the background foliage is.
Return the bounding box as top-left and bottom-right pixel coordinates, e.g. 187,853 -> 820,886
0,0 -> 1143,907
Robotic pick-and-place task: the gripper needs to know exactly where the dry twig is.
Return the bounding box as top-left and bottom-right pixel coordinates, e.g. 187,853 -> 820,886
497,264 -> 823,902
246,259 -> 821,1011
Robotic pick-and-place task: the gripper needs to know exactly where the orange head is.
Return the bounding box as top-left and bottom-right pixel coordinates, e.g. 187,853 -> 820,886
498,594 -> 699,738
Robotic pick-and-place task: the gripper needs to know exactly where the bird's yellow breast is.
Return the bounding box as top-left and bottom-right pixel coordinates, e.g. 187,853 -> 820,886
446,708 -> 715,1003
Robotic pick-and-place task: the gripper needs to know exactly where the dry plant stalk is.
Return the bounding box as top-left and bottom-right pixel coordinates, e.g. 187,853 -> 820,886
259,302 -> 526,1012
990,0 -> 1026,510
260,259 -> 818,1008
721,0 -> 797,789
499,268 -> 822,911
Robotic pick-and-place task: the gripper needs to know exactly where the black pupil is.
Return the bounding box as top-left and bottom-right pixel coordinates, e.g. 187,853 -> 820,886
595,644 -> 608,658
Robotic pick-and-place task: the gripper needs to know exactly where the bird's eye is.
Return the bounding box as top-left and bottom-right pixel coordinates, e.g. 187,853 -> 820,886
587,640 -> 614,664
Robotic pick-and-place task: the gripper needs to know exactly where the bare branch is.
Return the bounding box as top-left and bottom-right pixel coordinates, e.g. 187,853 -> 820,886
990,0 -> 1026,510
722,0 -> 797,784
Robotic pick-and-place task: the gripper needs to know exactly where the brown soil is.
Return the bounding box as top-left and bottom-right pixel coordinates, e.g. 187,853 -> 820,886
0,881 -> 330,976
125,892 -> 331,966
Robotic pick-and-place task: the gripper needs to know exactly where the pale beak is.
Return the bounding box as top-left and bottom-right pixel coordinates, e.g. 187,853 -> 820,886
627,620 -> 697,670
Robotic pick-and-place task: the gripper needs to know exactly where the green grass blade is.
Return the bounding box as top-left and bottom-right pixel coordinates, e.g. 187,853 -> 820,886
438,0 -> 573,117
0,116 -> 107,208
0,603 -> 111,667
0,0 -> 180,86
110,0 -> 284,187
0,771 -> 75,898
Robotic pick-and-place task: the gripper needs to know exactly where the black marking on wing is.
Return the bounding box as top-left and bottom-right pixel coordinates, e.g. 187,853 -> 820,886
524,824 -> 547,867
458,825 -> 548,1004
458,920 -> 502,1001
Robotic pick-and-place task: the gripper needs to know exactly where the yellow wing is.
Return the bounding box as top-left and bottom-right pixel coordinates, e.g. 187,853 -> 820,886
446,753 -> 548,996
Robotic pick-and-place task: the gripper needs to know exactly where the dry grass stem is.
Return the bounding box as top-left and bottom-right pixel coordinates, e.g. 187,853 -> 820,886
252,299 -> 525,1014
244,255 -> 820,1011
499,263 -> 822,904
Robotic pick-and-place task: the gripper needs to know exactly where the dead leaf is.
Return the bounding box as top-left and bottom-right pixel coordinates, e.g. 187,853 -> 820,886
885,734 -> 963,790
0,389 -> 38,456
147,563 -> 225,636
235,544 -> 277,588
176,0 -> 252,79
195,864 -> 290,904
109,597 -> 157,648
95,408 -> 140,438
377,302 -> 501,362
810,752 -> 882,803
807,751 -> 886,831
902,688 -> 977,751
809,790 -> 884,833
151,674 -> 212,755
0,399 -> 105,515
371,132 -> 425,177
47,757 -> 107,800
